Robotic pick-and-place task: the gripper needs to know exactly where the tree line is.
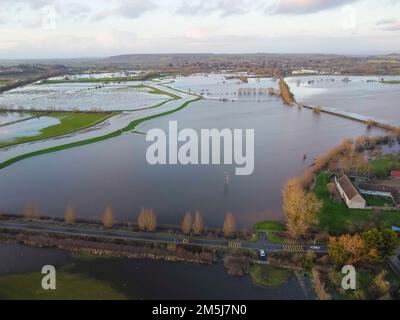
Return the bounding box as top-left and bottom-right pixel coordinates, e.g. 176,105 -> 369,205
23,203 -> 237,238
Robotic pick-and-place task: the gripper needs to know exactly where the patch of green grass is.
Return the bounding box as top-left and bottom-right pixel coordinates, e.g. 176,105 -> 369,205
0,112 -> 114,149
314,173 -> 400,234
131,84 -> 181,100
250,264 -> 292,287
0,272 -> 127,300
381,80 -> 400,84
254,220 -> 284,231
254,220 -> 289,244
364,195 -> 394,207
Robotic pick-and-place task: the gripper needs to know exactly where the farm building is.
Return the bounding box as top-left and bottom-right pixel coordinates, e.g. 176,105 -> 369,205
335,175 -> 366,209
358,183 -> 400,206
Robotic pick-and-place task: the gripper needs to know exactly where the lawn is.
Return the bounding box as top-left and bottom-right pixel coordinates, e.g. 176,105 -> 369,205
313,173 -> 400,234
254,220 -> 289,244
0,271 -> 127,300
250,264 -> 292,287
0,112 -> 113,149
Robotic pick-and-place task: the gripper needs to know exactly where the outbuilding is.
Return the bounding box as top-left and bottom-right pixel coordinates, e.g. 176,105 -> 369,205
335,175 -> 366,209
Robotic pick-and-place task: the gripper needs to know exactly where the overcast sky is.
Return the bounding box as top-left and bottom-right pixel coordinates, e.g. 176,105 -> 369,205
0,0 -> 399,59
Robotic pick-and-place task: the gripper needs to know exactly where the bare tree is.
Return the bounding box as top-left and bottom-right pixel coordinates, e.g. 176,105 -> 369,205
147,209 -> 157,232
23,202 -> 40,220
192,210 -> 204,235
102,206 -> 114,228
65,205 -> 75,225
223,212 -> 236,238
182,211 -> 193,235
138,208 -> 157,232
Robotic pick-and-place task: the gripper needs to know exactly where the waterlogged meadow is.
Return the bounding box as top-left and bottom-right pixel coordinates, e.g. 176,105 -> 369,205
0,74 -> 387,227
0,81 -> 170,112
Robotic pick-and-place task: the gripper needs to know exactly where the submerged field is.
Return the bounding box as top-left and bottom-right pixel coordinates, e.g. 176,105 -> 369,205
0,112 -> 113,148
0,74 -> 389,227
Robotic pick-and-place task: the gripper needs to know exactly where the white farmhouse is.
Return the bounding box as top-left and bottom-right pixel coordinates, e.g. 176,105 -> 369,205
335,175 -> 366,209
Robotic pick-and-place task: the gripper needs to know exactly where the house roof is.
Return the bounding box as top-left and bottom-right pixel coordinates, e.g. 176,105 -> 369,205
338,175 -> 361,201
391,171 -> 400,178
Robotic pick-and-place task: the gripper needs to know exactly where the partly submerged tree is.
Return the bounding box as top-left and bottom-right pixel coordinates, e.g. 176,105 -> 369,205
192,210 -> 204,235
23,202 -> 40,220
223,212 -> 236,238
102,206 -> 114,228
181,211 -> 193,235
138,207 -> 157,232
65,205 -> 75,225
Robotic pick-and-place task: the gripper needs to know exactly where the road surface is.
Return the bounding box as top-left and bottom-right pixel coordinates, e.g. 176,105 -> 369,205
0,221 -> 328,254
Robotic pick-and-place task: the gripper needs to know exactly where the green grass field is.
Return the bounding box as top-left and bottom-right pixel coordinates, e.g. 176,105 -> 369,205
0,112 -> 113,149
313,173 -> 400,234
250,264 -> 292,287
0,271 -> 127,300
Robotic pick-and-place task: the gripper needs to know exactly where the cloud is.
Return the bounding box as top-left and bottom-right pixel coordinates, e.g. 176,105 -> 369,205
275,0 -> 358,15
175,0 -> 262,17
381,21 -> 400,31
375,17 -> 400,31
93,0 -> 155,21
376,18 -> 398,25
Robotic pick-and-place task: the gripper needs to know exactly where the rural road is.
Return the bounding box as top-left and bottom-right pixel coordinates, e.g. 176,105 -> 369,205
0,221 -> 328,254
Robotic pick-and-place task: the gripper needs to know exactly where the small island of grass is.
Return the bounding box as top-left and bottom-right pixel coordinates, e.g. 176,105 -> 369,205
250,264 -> 292,287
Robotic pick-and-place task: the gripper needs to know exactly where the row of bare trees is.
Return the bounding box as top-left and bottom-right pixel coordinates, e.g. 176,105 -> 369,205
181,211 -> 236,237
23,203 -> 237,238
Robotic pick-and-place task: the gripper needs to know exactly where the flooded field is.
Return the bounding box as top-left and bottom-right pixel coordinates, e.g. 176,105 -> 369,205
0,112 -> 32,125
0,74 -> 387,227
0,116 -> 60,142
0,82 -> 169,112
287,75 -> 400,126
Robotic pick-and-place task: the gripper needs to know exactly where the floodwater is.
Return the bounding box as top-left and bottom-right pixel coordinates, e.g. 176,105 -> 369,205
0,112 -> 32,125
0,116 -> 60,142
286,75 -> 400,126
0,82 -> 169,112
0,244 -> 313,300
0,74 -> 387,227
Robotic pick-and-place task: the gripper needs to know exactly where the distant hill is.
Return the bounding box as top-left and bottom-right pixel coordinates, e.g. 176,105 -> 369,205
100,53 -> 345,67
